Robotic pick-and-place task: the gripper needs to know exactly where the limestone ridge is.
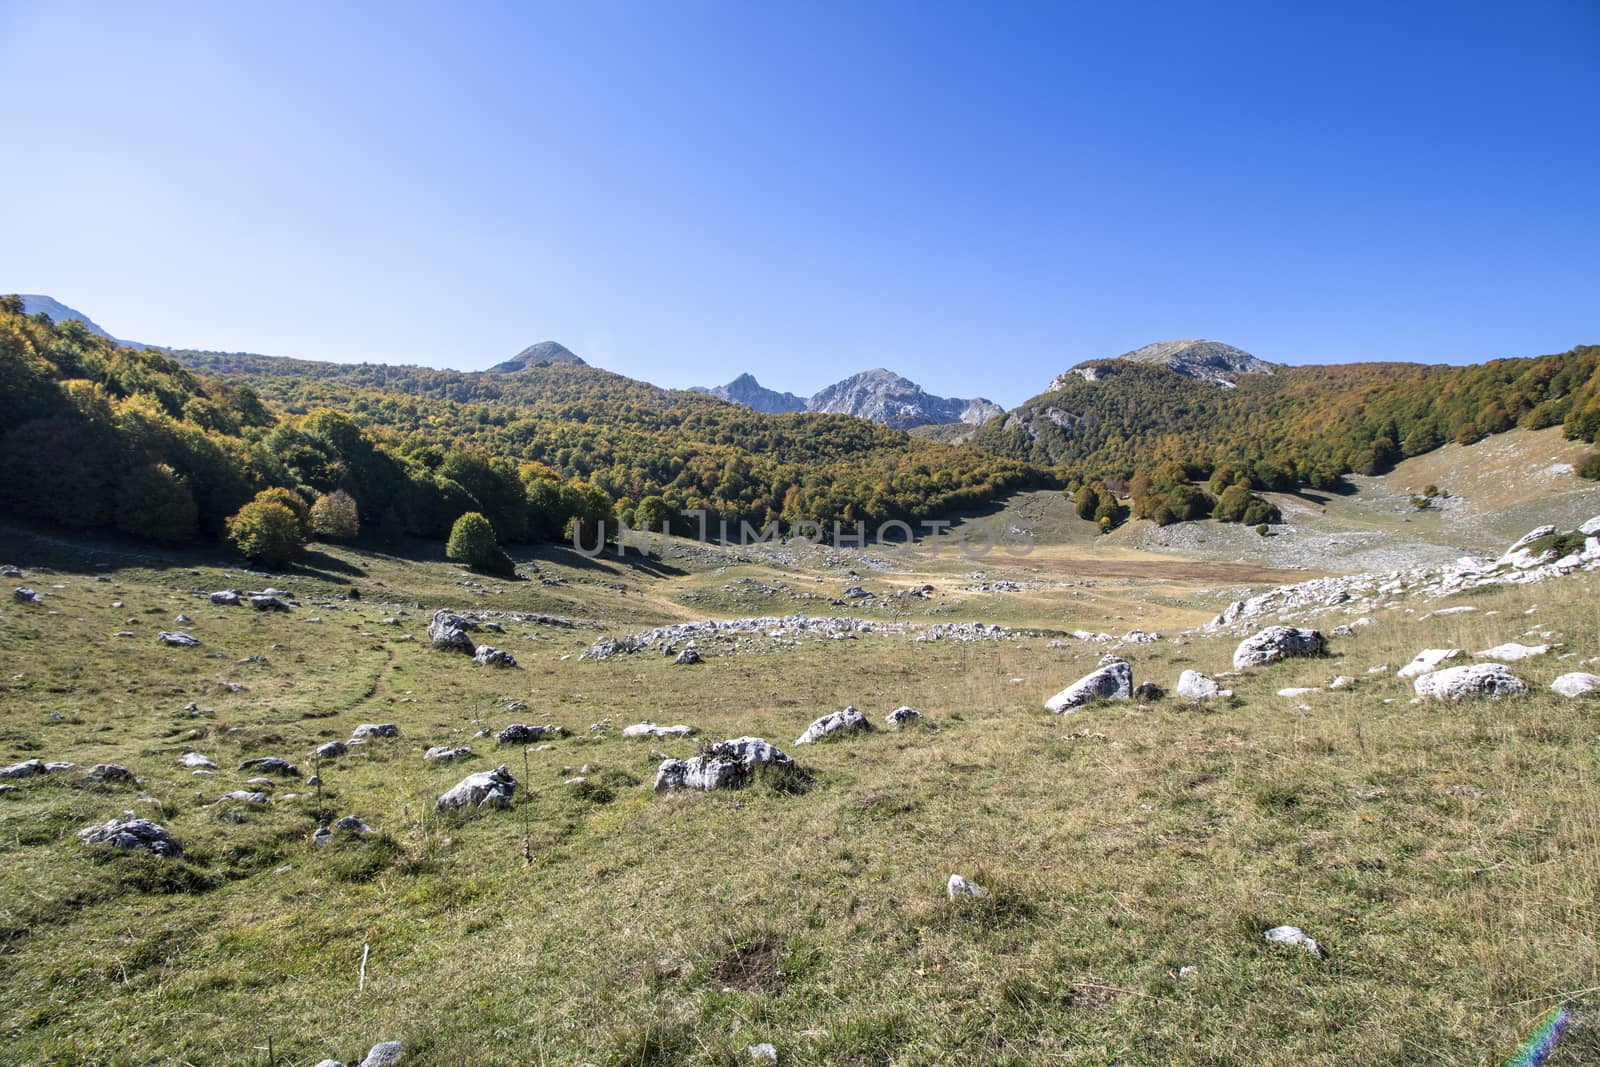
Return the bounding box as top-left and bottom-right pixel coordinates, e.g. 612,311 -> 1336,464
486,341 -> 587,372
1050,339 -> 1278,391
699,368 -> 1003,429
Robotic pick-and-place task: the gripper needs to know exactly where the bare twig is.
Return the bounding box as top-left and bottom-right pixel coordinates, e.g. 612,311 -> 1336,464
359,942 -> 370,994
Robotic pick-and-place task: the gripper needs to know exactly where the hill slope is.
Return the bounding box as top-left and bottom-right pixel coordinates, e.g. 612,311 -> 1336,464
486,340 -> 586,372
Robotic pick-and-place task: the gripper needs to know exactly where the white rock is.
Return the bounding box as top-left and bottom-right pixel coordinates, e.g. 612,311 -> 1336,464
1044,658 -> 1132,713
1232,627 -> 1325,671
884,706 -> 922,727
1175,670 -> 1227,700
1579,515 -> 1600,537
1264,925 -> 1326,958
747,1043 -> 779,1064
1277,687 -> 1320,698
654,737 -> 793,793
1328,676 -> 1356,690
1414,663 -> 1529,701
360,1042 -> 405,1067
1551,672 -> 1600,698
1474,642 -> 1548,662
621,722 -> 695,740
947,874 -> 989,900
434,765 -> 517,811
1396,649 -> 1461,679
795,706 -> 869,744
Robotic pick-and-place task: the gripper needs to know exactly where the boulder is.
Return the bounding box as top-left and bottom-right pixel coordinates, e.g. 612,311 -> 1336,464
1133,681 -> 1165,701
1474,642 -> 1548,662
250,595 -> 292,612
621,722 -> 694,740
428,609 -> 479,652
795,706 -> 870,744
0,564 -> 21,578
359,1043 -> 405,1067
1551,672 -> 1600,698
497,723 -> 561,745
0,758 -> 46,779
424,745 -> 475,761
314,741 -> 348,760
1232,627 -> 1325,670
12,586 -> 39,604
209,590 -> 241,606
1264,925 -> 1326,959
1580,515 -> 1600,537
1043,658 -> 1132,713
673,647 -> 702,665
435,765 -> 517,811
334,815 -> 374,833
78,763 -> 136,787
220,790 -> 271,806
238,756 -> 300,776
350,723 -> 399,740
78,812 -> 183,857
1175,670 -> 1228,700
157,631 -> 201,648
472,646 -> 517,668
179,752 -> 217,769
946,874 -> 989,900
654,737 -> 793,793
884,706 -> 922,727
1396,648 -> 1461,679
1414,663 -> 1529,701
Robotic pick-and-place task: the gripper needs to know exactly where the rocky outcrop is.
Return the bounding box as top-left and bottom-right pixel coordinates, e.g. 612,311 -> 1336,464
795,706 -> 869,744
351,723 -> 399,740
1044,658 -> 1133,712
654,737 -> 793,793
428,610 -> 479,652
472,646 -> 517,668
435,765 -> 517,811
1232,627 -> 1325,670
1413,663 -> 1529,701
78,813 -> 183,857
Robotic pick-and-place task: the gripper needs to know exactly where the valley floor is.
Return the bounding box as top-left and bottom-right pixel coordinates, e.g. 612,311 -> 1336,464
0,496 -> 1596,1065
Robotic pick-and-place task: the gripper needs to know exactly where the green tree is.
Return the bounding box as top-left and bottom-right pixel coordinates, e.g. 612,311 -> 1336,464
633,494 -> 672,532
310,489 -> 360,541
226,496 -> 309,567
255,486 -> 312,538
446,511 -> 514,575
115,463 -> 198,544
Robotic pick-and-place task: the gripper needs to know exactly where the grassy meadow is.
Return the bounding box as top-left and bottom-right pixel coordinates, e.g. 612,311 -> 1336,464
0,508 -> 1596,1066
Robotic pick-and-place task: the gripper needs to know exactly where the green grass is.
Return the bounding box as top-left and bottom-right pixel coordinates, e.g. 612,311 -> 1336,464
0,516 -> 1596,1065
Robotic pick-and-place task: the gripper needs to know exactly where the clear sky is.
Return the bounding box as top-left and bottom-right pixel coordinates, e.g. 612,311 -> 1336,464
3,1 -> 1596,407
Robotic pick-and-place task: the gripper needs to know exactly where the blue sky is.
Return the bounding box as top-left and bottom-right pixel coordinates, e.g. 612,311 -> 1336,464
2,1 -> 1596,407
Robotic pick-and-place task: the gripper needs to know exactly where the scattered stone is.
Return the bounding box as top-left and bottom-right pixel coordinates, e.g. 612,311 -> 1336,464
1397,648 -> 1462,679
884,706 -> 922,727
497,723 -> 561,745
435,765 -> 517,811
209,590 -> 240,606
0,565 -> 20,578
947,874 -> 989,900
472,646 -> 517,668
673,647 -> 703,665
1232,627 -> 1325,670
314,741 -> 348,760
1328,675 -> 1357,690
1550,673 -> 1600,698
221,790 -> 271,806
1044,658 -> 1132,713
654,737 -> 793,793
351,723 -> 399,740
1474,642 -> 1549,662
250,595 -> 292,612
174,614 -> 193,625
622,722 -> 695,740
747,1043 -> 779,1064
238,757 -> 299,776
1277,687 -> 1320,699
78,763 -> 136,787
334,815 -> 374,833
359,1041 -> 405,1067
1176,670 -> 1229,700
1414,663 -> 1529,702
12,586 -> 40,604
1133,681 -> 1165,701
312,826 -> 332,848
157,630 -> 201,647
1264,925 -> 1326,959
428,609 -> 479,652
180,752 -> 217,769
424,745 -> 475,762
795,706 -> 870,744
0,758 -> 46,779
78,812 -> 182,857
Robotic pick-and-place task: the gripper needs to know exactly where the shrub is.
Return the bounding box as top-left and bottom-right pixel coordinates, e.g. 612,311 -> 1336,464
226,497 -> 308,567
255,487 -> 312,538
1580,452 -> 1600,481
115,463 -> 198,544
310,489 -> 360,541
446,512 -> 514,575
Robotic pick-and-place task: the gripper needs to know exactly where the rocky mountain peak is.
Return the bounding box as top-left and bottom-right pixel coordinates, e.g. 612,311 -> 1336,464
486,341 -> 586,373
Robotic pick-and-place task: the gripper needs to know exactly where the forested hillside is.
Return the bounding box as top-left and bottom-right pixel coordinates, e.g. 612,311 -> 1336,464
976,347 -> 1600,524
0,298 -> 1047,551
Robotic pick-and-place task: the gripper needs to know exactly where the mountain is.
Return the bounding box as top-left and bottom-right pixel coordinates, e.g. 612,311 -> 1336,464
699,369 -> 1003,429
693,373 -> 807,413
487,341 -> 586,372
1048,339 -> 1277,391
18,294 -> 152,348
